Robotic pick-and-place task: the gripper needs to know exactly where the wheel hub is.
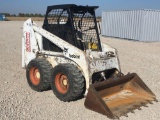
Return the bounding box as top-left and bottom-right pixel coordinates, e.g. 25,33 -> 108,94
36,72 -> 40,79
29,67 -> 40,85
62,79 -> 68,86
55,73 -> 69,94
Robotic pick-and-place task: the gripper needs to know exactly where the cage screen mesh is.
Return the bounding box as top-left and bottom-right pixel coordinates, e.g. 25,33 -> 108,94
73,12 -> 99,50
73,12 -> 98,43
48,9 -> 68,24
43,6 -> 100,51
47,9 -> 75,46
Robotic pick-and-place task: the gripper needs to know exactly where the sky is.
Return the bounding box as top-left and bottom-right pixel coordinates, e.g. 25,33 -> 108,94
0,0 -> 160,16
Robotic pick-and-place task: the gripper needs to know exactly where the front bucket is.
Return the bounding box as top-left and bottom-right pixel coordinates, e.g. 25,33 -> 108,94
84,73 -> 157,119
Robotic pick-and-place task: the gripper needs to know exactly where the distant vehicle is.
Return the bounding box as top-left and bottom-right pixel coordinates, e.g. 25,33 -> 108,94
0,14 -> 5,21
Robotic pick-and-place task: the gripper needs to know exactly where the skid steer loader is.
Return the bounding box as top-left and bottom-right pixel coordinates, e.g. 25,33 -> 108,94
22,4 -> 157,119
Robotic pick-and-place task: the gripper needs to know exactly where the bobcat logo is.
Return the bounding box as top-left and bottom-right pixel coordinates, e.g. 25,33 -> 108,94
63,47 -> 68,55
69,54 -> 80,59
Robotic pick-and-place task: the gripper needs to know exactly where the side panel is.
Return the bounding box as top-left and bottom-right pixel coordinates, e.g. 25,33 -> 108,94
101,43 -> 121,71
22,19 -> 38,68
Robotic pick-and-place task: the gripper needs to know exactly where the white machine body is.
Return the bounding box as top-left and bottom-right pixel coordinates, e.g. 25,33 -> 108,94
22,19 -> 121,91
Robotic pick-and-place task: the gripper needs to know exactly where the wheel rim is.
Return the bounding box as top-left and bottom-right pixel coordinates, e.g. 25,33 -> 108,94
29,67 -> 40,85
55,73 -> 69,94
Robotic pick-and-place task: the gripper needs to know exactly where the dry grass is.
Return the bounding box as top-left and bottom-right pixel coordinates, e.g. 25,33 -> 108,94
6,17 -> 101,21
6,17 -> 44,21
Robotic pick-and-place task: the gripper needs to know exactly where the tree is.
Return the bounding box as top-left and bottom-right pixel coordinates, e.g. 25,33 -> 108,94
18,13 -> 25,17
0,13 -> 11,16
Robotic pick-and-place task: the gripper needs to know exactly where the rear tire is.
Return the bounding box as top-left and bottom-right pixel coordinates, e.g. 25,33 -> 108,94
26,58 -> 52,92
51,64 -> 85,101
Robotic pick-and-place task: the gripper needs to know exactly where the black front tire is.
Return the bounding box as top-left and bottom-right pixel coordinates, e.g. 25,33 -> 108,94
51,64 -> 85,102
26,58 -> 52,92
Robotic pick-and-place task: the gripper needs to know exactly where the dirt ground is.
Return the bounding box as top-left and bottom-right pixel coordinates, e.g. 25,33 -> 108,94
0,21 -> 160,120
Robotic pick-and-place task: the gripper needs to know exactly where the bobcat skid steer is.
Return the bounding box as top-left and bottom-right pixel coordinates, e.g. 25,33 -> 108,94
22,4 -> 157,119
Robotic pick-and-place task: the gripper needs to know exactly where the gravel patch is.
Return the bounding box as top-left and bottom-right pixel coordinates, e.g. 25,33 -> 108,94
0,21 -> 160,120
